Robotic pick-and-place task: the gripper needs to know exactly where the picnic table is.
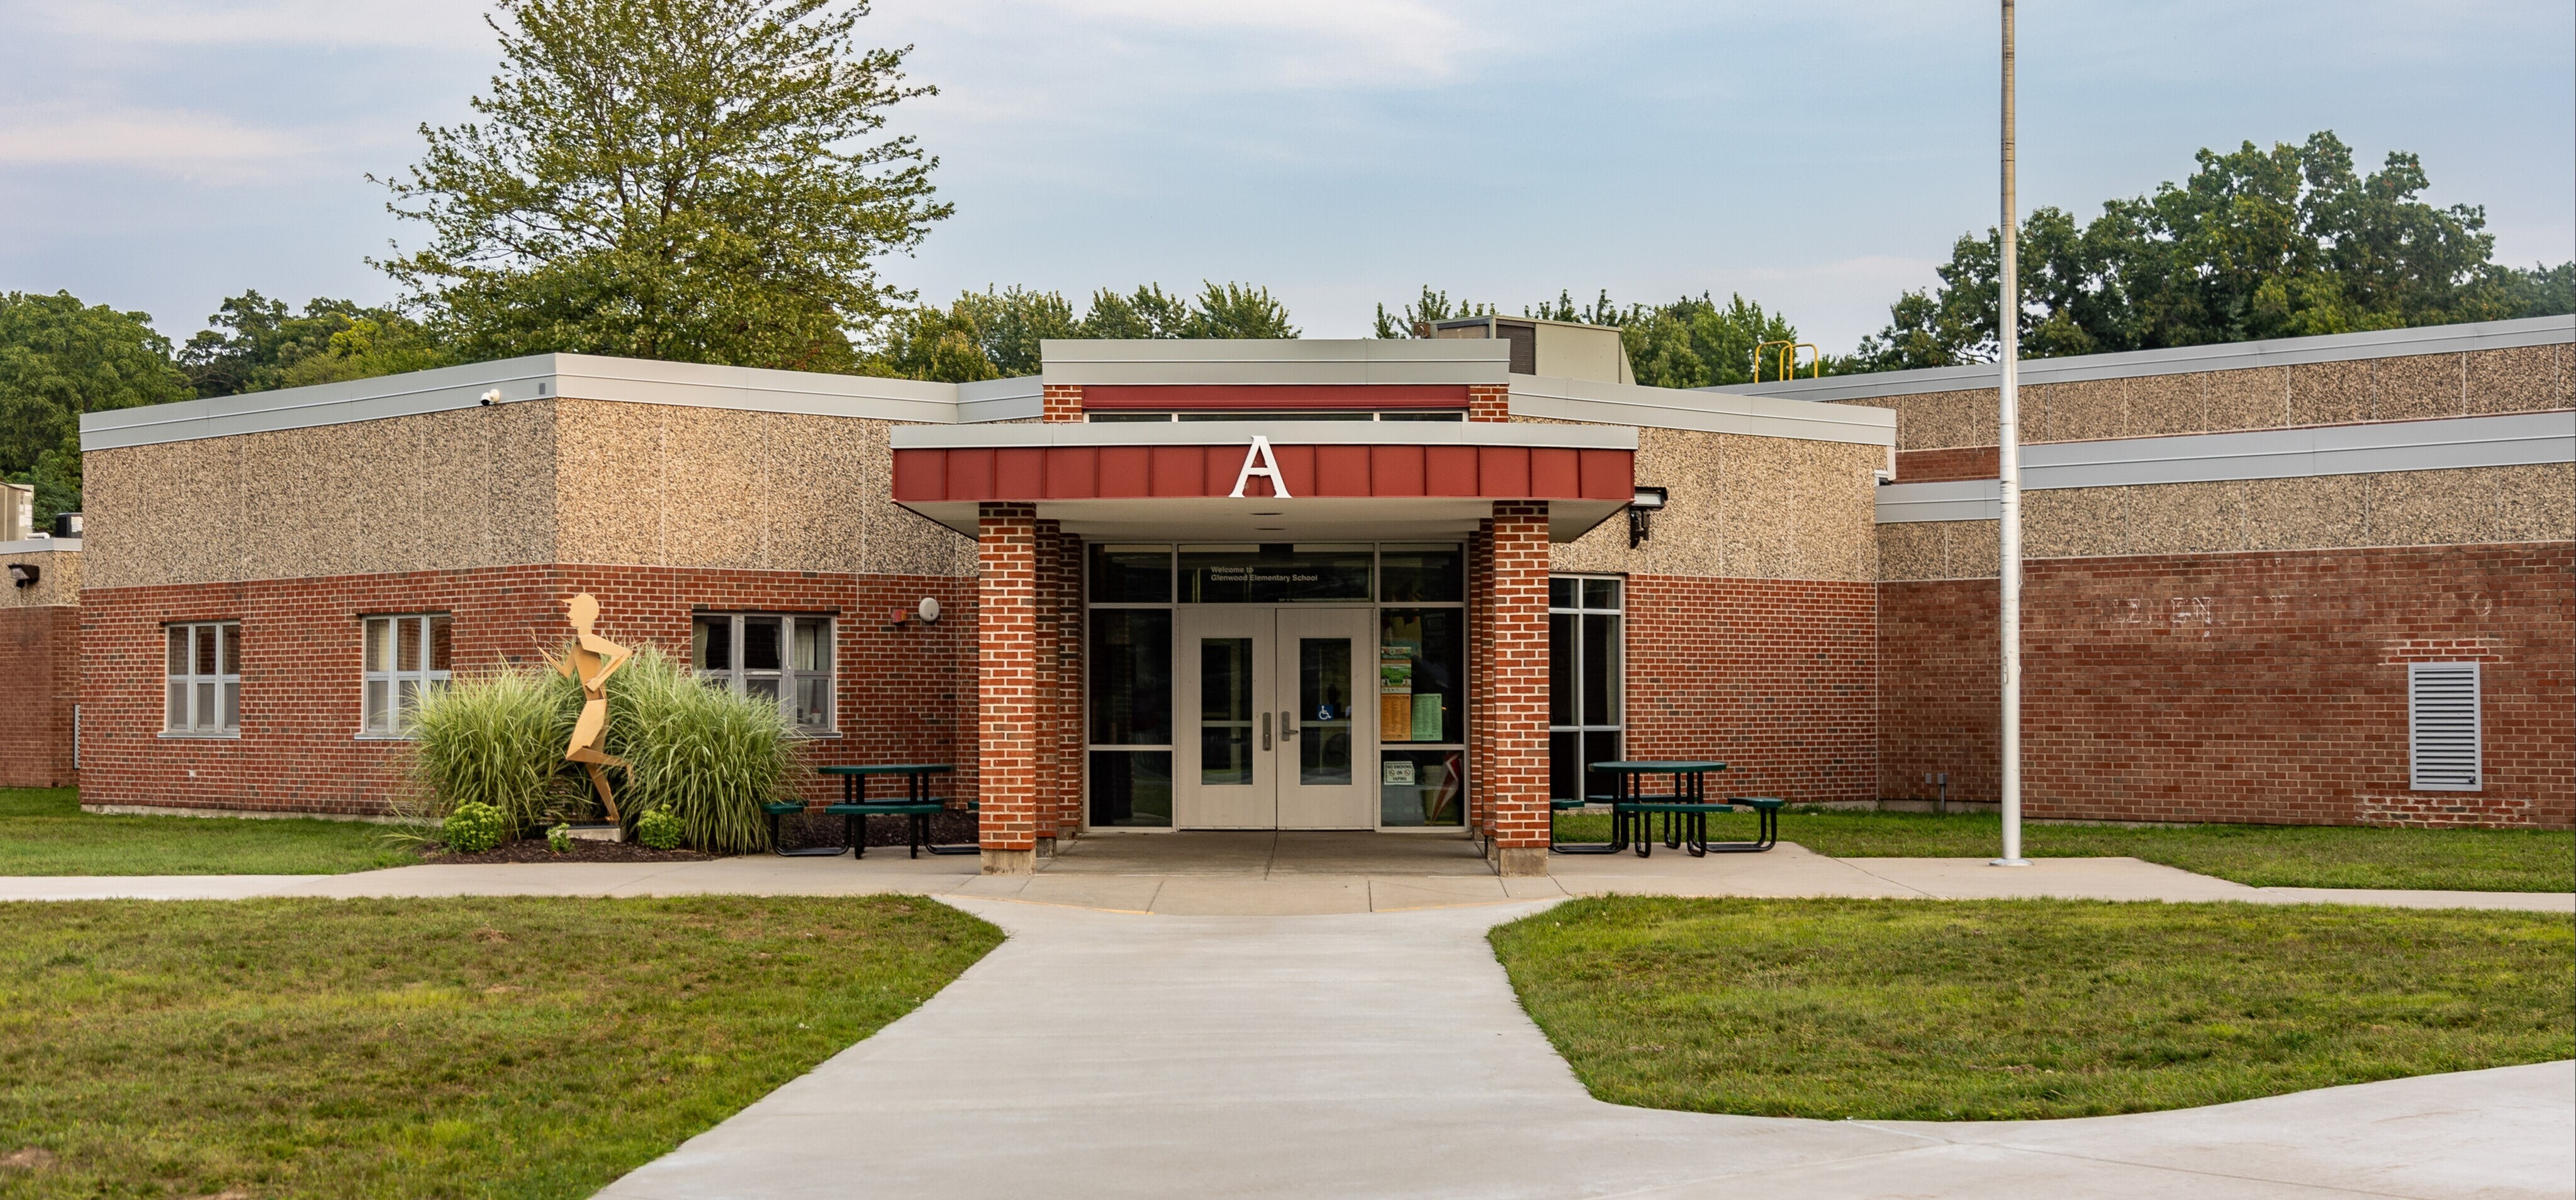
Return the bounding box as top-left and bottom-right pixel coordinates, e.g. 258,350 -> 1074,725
1548,761 -> 1782,857
766,765 -> 977,859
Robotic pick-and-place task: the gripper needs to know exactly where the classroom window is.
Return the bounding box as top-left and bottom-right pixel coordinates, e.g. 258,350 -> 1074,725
693,614 -> 835,733
165,622 -> 241,735
361,614 -> 451,736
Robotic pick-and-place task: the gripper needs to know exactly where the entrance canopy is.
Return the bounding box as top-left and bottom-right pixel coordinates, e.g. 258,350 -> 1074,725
891,421 -> 1637,542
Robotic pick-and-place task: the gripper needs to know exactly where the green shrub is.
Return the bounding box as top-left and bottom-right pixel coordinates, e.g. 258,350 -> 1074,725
546,823 -> 573,854
603,648 -> 794,853
442,802 -> 513,854
406,667 -> 574,833
398,644 -> 793,855
635,808 -> 684,851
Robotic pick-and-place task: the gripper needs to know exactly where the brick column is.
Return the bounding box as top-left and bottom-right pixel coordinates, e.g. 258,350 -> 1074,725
1484,502 -> 1552,875
1043,384 -> 1084,423
1033,519 -> 1064,856
1055,532 -> 1087,841
1466,519 -> 1495,842
1467,383 -> 1510,422
977,502 -> 1041,873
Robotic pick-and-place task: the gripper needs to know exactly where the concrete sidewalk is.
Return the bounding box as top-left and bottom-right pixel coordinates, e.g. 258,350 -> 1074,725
595,899 -> 2576,1200
3,835 -> 2567,914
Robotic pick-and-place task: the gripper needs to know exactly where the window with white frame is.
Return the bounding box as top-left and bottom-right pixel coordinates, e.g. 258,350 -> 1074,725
692,614 -> 834,733
362,614 -> 452,736
165,622 -> 241,735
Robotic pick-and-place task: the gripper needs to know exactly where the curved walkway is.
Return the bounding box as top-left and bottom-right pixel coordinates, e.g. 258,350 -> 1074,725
595,899 -> 2574,1200
3,836 -> 2568,914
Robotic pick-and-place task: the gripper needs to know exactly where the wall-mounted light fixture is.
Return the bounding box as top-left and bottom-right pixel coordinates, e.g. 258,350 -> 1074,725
1627,486 -> 1667,549
889,597 -> 944,629
8,563 -> 36,588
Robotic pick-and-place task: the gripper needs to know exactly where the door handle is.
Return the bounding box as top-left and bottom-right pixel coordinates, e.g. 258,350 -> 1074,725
1260,711 -> 1271,751
1280,709 -> 1297,740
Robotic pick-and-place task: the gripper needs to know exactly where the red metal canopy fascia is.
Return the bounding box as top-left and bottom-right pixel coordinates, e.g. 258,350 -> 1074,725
892,443 -> 1632,502
1078,384 -> 1470,411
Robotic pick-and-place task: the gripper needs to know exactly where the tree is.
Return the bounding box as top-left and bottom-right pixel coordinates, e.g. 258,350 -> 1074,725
1371,287 -> 1494,338
865,283 -> 1299,382
0,292 -> 194,523
377,0 -> 948,373
1855,131 -> 2576,370
1372,286 -> 1834,386
180,291 -> 445,396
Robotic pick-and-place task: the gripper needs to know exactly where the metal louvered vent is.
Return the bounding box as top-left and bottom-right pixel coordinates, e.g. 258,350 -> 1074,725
2407,663 -> 2482,792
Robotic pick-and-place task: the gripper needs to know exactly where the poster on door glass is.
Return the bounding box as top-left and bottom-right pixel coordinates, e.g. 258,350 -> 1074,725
1379,651 -> 1412,741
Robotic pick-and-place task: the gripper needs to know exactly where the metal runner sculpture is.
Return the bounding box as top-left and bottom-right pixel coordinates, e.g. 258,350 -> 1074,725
556,593 -> 633,821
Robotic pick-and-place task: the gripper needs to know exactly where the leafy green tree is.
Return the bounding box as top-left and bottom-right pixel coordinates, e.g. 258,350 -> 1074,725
1856,131 -> 2576,370
866,283 -> 1298,382
1177,282 -> 1298,339
1373,286 -> 1833,385
377,0 -> 948,373
0,292 -> 193,523
1078,284 -> 1196,340
1371,287 -> 1495,339
180,291 -> 446,396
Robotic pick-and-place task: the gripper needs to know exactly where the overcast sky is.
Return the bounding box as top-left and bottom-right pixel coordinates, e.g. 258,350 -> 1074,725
2,0 -> 2568,352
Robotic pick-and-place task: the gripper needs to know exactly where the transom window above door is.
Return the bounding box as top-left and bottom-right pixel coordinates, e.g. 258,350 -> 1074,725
1087,542 -> 1464,605
692,614 -> 834,733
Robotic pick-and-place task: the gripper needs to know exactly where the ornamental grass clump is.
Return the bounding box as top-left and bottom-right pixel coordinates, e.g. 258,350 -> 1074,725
403,667 -> 576,837
604,648 -> 794,854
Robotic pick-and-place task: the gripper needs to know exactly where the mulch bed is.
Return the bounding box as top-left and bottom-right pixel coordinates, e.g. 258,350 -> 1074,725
415,809 -> 978,862
420,838 -> 715,865
775,808 -> 980,851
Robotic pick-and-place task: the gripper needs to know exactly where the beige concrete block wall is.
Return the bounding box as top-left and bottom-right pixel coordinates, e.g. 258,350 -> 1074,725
82,397 -> 975,588
1840,344 -> 2571,451
84,402 -> 563,589
1881,462 -> 2576,578
1545,424 -> 1882,581
549,400 -> 973,578
0,546 -> 80,607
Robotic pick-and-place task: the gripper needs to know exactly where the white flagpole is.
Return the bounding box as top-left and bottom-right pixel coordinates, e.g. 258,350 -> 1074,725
1993,0 -> 2029,867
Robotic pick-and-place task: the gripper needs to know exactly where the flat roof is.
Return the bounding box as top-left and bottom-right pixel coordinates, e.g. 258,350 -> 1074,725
1701,315 -> 2575,404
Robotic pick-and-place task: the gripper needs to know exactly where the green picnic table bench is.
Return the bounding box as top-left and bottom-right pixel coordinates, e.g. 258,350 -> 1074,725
767,765 -> 979,860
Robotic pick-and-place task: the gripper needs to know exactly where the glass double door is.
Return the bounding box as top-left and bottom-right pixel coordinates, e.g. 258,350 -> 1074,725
1176,606 -> 1375,829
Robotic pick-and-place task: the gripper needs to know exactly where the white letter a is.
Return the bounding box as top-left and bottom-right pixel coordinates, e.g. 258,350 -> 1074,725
1230,435 -> 1292,499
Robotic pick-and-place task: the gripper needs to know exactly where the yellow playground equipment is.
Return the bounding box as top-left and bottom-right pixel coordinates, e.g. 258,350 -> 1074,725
1750,339 -> 1822,383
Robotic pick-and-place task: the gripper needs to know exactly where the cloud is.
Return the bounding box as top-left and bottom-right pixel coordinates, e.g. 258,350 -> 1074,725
0,106 -> 317,179
23,0 -> 492,50
884,0 -> 1513,93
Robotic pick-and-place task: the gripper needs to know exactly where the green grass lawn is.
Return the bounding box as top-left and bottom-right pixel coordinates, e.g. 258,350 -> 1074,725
1492,896 -> 2575,1122
0,895 -> 1000,1197
0,788 -> 416,876
1552,807 -> 2575,892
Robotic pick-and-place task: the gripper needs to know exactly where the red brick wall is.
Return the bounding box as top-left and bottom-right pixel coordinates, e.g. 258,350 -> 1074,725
77,565 -> 976,816
1043,384 -> 1083,423
1048,530 -> 1086,839
1877,576 -> 1999,807
1,605 -> 80,788
1895,446 -> 2000,483
1622,576 -> 1879,806
975,503 -> 1040,855
1877,542 -> 2575,827
1485,502 -> 1552,851
1466,519 -> 1495,838
1468,383 -> 1510,423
